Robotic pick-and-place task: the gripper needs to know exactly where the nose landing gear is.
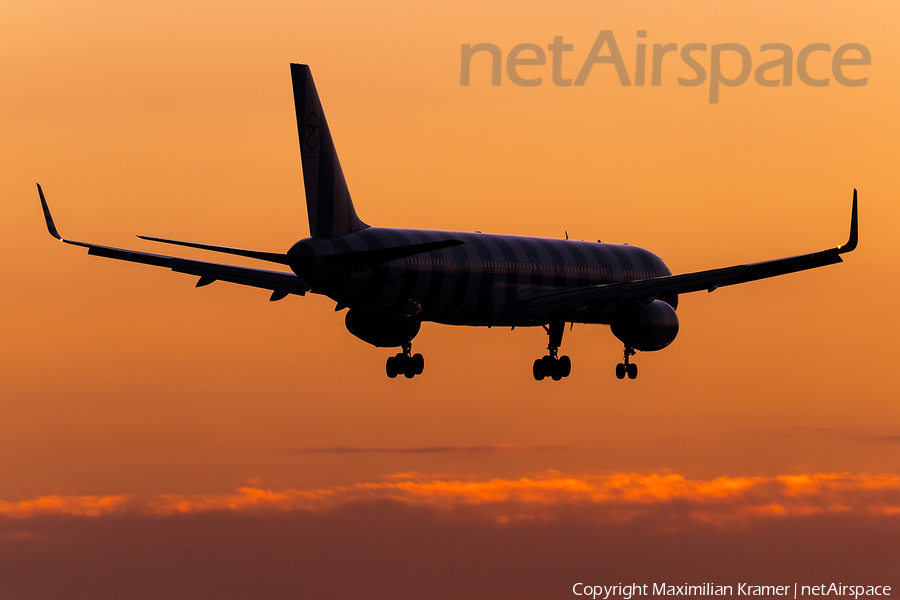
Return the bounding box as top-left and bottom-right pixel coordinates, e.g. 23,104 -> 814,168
532,320 -> 572,381
615,346 -> 638,380
386,343 -> 424,379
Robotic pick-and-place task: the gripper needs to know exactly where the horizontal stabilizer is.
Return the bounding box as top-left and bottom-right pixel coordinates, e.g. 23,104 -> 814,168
137,236 -> 292,265
141,234 -> 464,272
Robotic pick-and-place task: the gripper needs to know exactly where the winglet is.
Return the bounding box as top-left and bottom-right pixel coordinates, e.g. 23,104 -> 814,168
37,183 -> 63,241
837,188 -> 858,254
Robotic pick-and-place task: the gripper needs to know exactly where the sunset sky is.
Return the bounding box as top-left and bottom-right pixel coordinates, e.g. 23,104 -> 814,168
1,0 -> 898,597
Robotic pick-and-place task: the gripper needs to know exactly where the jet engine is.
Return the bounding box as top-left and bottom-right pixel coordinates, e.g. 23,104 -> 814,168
610,299 -> 679,351
345,310 -> 421,348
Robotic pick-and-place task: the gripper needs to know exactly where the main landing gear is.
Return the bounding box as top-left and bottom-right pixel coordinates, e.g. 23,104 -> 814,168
615,346 -> 638,380
533,321 -> 572,381
386,343 -> 424,379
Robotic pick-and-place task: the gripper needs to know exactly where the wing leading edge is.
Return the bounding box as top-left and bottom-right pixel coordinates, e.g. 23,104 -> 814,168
502,190 -> 859,320
37,184 -> 314,301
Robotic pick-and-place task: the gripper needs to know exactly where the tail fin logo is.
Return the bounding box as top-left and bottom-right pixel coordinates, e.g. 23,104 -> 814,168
305,113 -> 320,149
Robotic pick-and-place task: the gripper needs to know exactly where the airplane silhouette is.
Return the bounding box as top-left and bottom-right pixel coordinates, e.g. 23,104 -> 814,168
38,64 -> 858,381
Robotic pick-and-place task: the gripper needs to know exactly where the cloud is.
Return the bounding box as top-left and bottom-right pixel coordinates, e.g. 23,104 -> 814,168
0,493 -> 133,519
1,473 -> 899,599
1,472 -> 898,527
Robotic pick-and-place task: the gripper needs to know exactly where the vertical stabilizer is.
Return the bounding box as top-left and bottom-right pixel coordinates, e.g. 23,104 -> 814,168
290,64 -> 367,237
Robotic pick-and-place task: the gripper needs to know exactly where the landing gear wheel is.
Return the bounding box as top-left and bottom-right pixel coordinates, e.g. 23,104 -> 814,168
532,321 -> 572,381
551,366 -> 563,381
386,355 -> 399,378
558,355 -> 571,378
534,354 -> 572,381
533,359 -> 545,381
626,363 -> 638,379
616,346 -> 637,380
386,345 -> 424,379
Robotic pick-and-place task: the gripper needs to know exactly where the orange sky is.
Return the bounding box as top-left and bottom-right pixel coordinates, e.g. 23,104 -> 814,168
1,0 -> 898,595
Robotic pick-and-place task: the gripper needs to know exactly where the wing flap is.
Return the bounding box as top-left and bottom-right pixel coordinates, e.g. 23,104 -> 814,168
87,244 -> 174,267
168,259 -> 312,295
89,244 -> 313,296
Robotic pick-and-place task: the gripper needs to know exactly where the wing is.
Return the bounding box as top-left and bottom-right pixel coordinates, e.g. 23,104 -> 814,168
38,184 -> 314,301
502,190 -> 858,320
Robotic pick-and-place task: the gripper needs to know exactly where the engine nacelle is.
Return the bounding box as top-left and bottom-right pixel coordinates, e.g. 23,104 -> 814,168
610,299 -> 679,351
345,310 -> 421,348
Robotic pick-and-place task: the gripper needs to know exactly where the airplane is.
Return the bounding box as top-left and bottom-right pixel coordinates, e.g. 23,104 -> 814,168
37,63 -> 858,381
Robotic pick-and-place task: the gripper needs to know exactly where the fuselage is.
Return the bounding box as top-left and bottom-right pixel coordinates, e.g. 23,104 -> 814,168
290,227 -> 674,327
